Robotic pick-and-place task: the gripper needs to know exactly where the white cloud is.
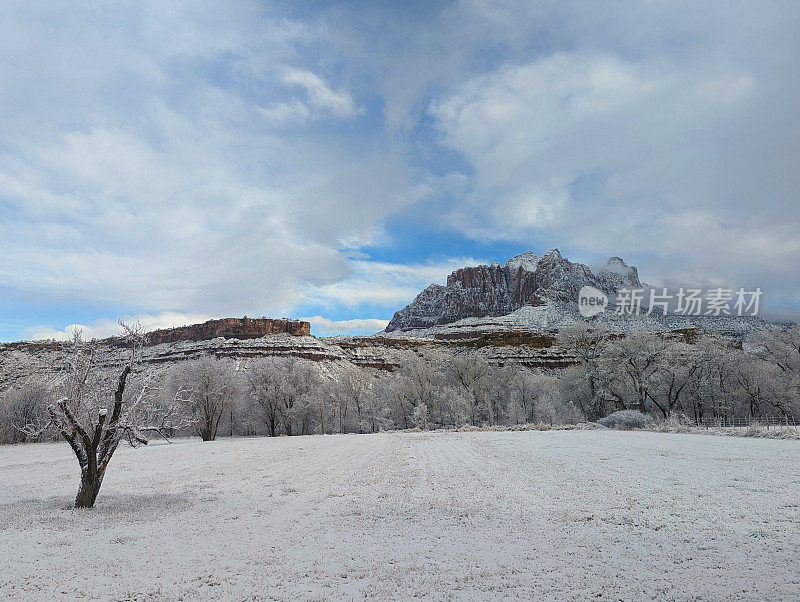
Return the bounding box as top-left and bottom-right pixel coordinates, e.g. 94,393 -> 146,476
2,0 -> 799,334
301,257 -> 486,309
430,52 -> 693,236
0,2 -> 402,321
259,99 -> 311,123
301,316 -> 389,336
283,68 -> 363,119
428,40 -> 800,302
25,312 -> 213,342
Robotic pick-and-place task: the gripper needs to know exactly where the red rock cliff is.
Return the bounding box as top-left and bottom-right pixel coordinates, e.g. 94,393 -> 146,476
386,250 -> 642,332
143,317 -> 310,345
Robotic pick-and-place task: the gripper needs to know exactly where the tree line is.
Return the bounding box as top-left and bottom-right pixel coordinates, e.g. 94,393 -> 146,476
1,322 -> 797,507
2,324 -> 799,446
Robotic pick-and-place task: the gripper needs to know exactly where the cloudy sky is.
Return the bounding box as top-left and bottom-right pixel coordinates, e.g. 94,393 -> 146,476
1,0 -> 798,341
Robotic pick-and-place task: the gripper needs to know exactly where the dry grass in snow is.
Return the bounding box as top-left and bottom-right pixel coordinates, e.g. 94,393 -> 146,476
0,430 -> 798,600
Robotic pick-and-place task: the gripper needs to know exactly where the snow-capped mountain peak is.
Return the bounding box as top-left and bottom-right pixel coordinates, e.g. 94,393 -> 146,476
505,250 -> 540,272
599,256 -> 641,288
383,250 -> 767,338
385,249 -> 642,332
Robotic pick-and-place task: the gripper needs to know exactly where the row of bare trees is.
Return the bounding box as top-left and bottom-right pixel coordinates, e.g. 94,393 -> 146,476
4,326 -> 799,446
170,353 -> 583,436
558,324 -> 800,422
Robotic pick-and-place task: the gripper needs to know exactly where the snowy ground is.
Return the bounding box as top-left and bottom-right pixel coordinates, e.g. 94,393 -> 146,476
1,431 -> 798,600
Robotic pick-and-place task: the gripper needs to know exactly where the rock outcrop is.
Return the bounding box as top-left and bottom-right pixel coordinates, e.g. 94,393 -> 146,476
0,313 -> 586,394
383,251 -> 770,339
0,318 -> 312,393
140,317 -> 310,346
386,250 -> 642,332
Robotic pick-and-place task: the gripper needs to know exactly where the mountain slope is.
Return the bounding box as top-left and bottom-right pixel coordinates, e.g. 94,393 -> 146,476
384,250 -> 769,338
386,250 -> 640,332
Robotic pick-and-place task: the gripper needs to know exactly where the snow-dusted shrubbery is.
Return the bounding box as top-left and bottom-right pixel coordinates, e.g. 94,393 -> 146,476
653,416 -> 694,433
598,410 -> 654,430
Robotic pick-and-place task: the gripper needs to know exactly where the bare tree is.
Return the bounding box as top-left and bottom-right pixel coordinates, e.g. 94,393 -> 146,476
243,357 -> 319,436
336,369 -> 371,433
362,381 -> 392,433
28,324 -> 186,508
753,326 -> 800,375
246,359 -> 281,437
412,398 -> 429,429
683,340 -> 738,422
435,385 -> 469,429
275,359 -> 318,436
392,354 -> 440,429
308,383 -> 334,434
178,357 -> 239,441
733,356 -> 773,418
330,375 -> 350,433
605,332 -> 666,413
1,379 -> 51,443
648,341 -> 697,418
559,324 -> 612,419
751,326 -> 800,418
444,353 -> 490,426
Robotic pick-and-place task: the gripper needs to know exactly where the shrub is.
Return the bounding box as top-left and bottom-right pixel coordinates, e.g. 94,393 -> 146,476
654,415 -> 693,433
575,421 -> 608,430
598,410 -> 654,430
742,422 -> 764,438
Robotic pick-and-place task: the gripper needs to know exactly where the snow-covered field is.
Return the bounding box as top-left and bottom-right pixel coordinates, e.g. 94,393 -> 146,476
1,431 -> 798,600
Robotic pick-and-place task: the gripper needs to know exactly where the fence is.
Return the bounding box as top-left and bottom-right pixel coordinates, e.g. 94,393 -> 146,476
696,415 -> 797,429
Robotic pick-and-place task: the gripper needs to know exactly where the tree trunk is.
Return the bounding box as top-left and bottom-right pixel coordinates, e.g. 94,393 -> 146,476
74,468 -> 103,509
355,398 -> 363,434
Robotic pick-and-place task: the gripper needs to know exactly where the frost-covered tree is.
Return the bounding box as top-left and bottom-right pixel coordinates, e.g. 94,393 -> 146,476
648,341 -> 698,418
245,357 -> 319,435
682,340 -> 737,422
336,369 -> 371,434
177,357 -> 239,441
558,364 -> 614,421
0,379 -> 50,443
605,332 -> 666,413
435,385 -> 470,428
246,358 -> 281,437
307,385 -> 333,434
362,379 -> 393,433
444,353 -> 490,425
753,325 -> 800,375
27,324 -> 189,508
750,326 -> 800,418
559,324 -> 609,406
278,359 -> 319,435
329,375 -> 350,433
393,354 -> 440,428
512,370 -> 580,425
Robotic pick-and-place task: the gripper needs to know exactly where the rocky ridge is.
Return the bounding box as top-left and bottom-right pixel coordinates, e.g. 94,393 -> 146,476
384,250 -> 769,339
0,319 -> 578,394
142,317 -> 310,344
386,250 -> 641,332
